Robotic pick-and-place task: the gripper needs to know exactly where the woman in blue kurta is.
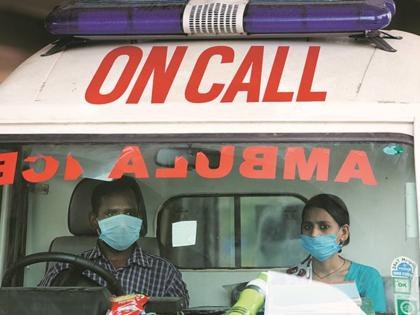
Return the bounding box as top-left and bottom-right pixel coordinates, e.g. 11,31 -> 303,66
287,194 -> 386,313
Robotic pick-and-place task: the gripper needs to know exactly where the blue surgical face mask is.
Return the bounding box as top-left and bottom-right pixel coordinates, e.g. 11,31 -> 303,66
300,234 -> 342,262
98,214 -> 142,251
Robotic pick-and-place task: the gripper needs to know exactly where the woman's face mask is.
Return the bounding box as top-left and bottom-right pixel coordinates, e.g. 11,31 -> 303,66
300,207 -> 347,261
300,233 -> 342,262
98,214 -> 143,251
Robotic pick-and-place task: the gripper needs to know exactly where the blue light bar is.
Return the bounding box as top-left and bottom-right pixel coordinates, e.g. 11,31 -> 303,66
45,0 -> 395,36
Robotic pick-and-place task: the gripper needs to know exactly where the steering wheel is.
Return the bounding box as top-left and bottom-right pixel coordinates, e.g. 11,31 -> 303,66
1,252 -> 124,296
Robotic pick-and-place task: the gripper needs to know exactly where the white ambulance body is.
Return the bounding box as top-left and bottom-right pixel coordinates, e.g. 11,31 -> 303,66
0,29 -> 420,314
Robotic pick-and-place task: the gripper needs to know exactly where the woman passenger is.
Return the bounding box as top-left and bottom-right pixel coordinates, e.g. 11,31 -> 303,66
287,193 -> 386,313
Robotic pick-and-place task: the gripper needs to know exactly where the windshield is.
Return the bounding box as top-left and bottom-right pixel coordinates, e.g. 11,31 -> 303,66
1,134 -> 418,314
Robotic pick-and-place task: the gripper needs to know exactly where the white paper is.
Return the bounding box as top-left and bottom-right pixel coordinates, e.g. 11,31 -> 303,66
332,282 -> 361,305
172,220 -> 197,247
406,182 -> 419,238
265,271 -> 364,315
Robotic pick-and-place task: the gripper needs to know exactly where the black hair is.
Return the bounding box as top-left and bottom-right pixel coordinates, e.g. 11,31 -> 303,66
302,193 -> 350,246
91,176 -> 147,235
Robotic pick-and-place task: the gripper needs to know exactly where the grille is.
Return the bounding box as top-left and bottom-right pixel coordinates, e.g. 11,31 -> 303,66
183,0 -> 247,35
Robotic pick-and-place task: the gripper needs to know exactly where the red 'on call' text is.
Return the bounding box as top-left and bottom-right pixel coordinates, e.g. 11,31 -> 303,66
85,46 -> 327,105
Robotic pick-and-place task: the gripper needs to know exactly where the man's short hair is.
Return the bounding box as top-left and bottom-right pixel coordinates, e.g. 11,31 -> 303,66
91,176 -> 147,235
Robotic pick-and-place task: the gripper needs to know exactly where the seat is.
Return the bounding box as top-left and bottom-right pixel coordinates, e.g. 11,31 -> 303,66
49,178 -> 160,261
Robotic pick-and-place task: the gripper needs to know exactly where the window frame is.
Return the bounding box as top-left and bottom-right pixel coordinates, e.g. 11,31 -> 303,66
157,192 -> 308,269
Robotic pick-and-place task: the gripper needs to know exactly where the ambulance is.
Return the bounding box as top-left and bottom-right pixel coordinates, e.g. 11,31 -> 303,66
0,0 -> 420,314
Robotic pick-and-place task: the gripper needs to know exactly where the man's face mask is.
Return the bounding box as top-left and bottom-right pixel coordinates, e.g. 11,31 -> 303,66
300,233 -> 342,262
98,214 -> 142,251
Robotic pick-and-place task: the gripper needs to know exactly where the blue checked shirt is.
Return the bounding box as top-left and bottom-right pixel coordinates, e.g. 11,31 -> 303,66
39,245 -> 189,305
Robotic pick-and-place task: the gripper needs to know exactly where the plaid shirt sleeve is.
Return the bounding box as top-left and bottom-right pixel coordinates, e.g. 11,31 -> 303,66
164,263 -> 190,307
38,262 -> 70,287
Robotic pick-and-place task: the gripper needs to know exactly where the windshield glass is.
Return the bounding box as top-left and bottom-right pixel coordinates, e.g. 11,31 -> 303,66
2,134 -> 418,313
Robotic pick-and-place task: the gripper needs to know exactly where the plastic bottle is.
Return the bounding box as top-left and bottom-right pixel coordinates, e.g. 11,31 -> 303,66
226,272 -> 267,315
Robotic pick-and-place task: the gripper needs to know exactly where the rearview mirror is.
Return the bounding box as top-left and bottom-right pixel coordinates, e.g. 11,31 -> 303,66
155,147 -> 221,169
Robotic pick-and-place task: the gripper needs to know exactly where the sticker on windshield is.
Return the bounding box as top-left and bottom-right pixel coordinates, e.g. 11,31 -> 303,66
383,144 -> 404,156
391,257 -> 419,315
391,257 -> 416,278
172,220 -> 197,247
393,278 -> 411,294
396,298 -> 418,315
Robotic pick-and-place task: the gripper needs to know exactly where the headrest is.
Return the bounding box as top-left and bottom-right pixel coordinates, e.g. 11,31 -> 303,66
68,178 -> 148,236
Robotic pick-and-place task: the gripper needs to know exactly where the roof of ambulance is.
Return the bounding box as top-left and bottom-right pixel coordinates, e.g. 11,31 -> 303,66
0,30 -> 420,128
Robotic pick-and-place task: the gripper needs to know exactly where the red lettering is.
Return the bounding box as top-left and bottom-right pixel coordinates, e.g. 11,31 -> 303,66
296,46 -> 326,102
64,154 -> 84,181
196,146 -> 234,179
22,156 -> 59,183
86,46 -> 143,105
221,46 -> 264,103
262,47 -> 294,102
127,46 -> 187,104
155,156 -> 188,178
0,152 -> 18,185
185,46 -> 234,103
109,146 -> 149,179
335,150 -> 377,185
283,147 -> 329,181
239,146 -> 277,179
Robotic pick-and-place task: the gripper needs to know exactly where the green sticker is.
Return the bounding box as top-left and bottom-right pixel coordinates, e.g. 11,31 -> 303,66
397,298 -> 417,315
394,278 -> 411,294
383,144 -> 404,156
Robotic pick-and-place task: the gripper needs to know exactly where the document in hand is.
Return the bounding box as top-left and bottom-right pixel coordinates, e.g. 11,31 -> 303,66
265,271 -> 364,315
331,282 -> 362,306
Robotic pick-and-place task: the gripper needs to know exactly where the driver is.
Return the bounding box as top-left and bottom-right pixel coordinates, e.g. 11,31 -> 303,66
39,176 -> 189,304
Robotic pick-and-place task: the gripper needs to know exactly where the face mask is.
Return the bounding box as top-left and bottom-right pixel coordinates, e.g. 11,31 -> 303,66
98,214 -> 142,251
300,234 -> 342,262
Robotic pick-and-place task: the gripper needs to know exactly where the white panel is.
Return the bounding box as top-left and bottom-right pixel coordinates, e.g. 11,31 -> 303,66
406,182 -> 419,239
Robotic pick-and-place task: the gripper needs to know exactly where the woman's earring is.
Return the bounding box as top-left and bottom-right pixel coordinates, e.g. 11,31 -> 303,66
338,240 -> 344,253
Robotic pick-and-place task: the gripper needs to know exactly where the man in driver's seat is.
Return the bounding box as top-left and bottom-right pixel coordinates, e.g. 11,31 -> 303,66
39,176 -> 189,304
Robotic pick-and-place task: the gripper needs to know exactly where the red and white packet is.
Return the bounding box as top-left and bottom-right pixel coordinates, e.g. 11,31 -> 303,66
107,294 -> 149,315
